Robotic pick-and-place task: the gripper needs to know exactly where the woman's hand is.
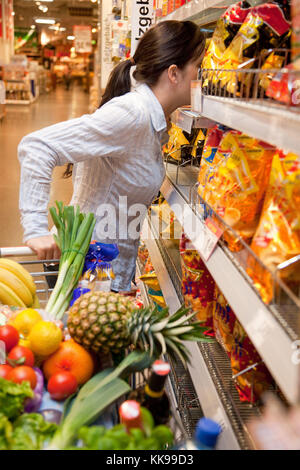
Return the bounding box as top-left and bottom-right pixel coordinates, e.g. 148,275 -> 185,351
26,235 -> 60,260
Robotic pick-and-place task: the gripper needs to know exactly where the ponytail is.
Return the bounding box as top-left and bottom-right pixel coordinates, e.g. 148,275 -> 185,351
99,58 -> 133,108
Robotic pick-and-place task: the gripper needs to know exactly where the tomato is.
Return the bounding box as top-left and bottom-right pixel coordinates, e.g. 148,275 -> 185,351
0,364 -> 13,379
0,325 -> 19,353
8,366 -> 37,389
47,371 -> 78,401
7,346 -> 35,367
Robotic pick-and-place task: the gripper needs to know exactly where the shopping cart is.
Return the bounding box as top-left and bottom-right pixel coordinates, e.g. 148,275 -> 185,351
0,245 -> 186,446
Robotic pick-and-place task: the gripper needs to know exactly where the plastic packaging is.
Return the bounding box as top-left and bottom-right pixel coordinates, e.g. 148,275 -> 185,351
180,233 -> 215,334
248,150 -> 300,303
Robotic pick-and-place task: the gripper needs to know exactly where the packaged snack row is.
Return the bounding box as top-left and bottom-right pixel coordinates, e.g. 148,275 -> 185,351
197,124 -> 300,303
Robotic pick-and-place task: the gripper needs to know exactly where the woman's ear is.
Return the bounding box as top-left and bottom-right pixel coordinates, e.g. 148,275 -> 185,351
167,64 -> 179,85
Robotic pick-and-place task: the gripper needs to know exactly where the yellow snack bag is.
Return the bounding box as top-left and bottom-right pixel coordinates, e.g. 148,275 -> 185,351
248,150 -> 300,303
163,123 -> 189,161
202,1 -> 251,89
139,273 -> 161,291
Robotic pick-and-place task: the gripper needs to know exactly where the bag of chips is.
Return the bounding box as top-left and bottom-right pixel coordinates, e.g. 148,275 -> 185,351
163,123 -> 190,161
231,319 -> 273,403
202,130 -> 276,251
219,2 -> 291,96
202,1 -> 252,91
180,233 -> 215,333
198,124 -> 229,202
212,285 -> 236,358
248,150 -> 300,303
266,64 -> 300,106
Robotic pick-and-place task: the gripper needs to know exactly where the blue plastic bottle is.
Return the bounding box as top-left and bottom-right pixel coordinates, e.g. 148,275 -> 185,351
175,417 -> 222,450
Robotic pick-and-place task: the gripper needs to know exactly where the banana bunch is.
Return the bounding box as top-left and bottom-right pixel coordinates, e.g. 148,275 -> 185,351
0,259 -> 39,308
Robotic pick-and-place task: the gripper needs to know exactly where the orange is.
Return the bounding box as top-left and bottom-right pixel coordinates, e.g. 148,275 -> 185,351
43,340 -> 94,385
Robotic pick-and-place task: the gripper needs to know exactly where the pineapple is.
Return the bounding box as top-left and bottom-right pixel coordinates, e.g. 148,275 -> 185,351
67,291 -> 213,364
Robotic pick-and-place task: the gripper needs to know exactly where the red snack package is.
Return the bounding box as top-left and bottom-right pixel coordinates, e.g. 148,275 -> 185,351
180,233 -> 215,334
212,285 -> 236,358
231,319 -> 273,403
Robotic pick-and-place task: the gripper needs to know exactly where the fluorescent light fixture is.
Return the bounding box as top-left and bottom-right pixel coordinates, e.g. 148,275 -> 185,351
35,18 -> 56,24
39,0 -> 54,2
60,27 -> 66,31
39,5 -> 48,11
67,35 -> 75,40
91,0 -> 97,3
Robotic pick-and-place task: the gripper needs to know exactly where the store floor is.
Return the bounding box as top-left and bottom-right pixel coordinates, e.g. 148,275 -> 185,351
0,84 -> 89,248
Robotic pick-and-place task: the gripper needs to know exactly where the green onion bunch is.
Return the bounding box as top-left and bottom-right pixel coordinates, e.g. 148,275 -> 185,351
46,201 -> 96,320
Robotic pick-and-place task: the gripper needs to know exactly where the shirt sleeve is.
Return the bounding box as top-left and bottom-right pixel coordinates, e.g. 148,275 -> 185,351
18,98 -> 143,242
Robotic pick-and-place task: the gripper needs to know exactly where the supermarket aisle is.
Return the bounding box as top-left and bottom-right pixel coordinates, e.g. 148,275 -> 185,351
0,85 -> 89,247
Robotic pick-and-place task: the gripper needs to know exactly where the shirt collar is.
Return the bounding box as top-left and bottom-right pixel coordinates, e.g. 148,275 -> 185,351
135,83 -> 167,133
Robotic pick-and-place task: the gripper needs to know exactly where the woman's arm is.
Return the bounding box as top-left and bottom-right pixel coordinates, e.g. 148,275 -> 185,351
18,99 -> 142,258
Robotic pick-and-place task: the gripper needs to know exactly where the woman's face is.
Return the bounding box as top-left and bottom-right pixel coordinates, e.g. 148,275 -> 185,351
178,56 -> 203,106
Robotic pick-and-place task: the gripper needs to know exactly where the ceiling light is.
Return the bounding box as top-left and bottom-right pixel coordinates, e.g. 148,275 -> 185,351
31,25 -> 36,29
12,11 -> 15,15
67,35 -> 75,40
38,5 -> 48,11
59,27 -> 66,31
92,27 -> 97,33
91,0 -> 97,3
35,18 -> 56,24
39,0 -> 54,2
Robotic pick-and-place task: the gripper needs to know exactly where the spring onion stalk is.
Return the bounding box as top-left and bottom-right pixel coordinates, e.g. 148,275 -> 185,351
46,202 -> 96,320
47,352 -> 152,449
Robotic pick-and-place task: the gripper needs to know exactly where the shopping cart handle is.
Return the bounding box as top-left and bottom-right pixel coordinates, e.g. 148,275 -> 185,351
0,246 -> 35,257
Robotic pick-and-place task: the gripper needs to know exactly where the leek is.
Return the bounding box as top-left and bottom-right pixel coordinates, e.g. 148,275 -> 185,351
46,201 -> 96,320
47,351 -> 152,450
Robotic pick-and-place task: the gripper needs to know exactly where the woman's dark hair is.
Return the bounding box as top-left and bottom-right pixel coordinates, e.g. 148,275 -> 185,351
100,20 -> 205,107
63,20 -> 205,178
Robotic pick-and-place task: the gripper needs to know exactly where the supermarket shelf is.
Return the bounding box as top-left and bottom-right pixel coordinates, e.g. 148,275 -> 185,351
159,0 -> 265,25
158,0 -> 228,25
141,217 -> 241,450
160,168 -> 300,405
171,108 -> 215,133
198,95 -> 300,155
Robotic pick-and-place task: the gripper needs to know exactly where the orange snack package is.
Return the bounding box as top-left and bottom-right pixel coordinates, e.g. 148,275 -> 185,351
231,319 -> 273,403
180,233 -> 215,333
201,130 -> 276,251
212,285 -> 236,358
248,150 -> 300,303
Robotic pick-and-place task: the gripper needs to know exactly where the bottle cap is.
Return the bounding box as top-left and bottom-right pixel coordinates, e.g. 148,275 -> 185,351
119,400 -> 143,431
195,418 -> 222,448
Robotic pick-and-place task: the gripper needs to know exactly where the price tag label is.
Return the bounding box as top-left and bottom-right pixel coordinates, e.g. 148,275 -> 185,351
200,218 -> 223,261
191,80 -> 202,113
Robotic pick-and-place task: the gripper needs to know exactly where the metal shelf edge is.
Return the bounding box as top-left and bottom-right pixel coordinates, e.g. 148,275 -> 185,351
141,217 -> 241,450
160,176 -> 300,405
200,95 -> 300,155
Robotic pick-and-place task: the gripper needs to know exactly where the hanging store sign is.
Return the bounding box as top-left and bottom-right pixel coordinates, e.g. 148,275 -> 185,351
131,0 -> 154,55
73,25 -> 92,54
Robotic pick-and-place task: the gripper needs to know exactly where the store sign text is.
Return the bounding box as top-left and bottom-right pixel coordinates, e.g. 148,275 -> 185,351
131,0 -> 153,55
